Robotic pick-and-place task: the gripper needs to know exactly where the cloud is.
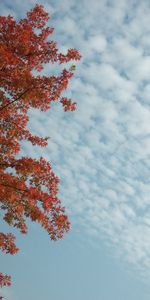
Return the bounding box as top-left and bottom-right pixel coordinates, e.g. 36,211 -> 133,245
2,0 -> 150,282
0,287 -> 15,300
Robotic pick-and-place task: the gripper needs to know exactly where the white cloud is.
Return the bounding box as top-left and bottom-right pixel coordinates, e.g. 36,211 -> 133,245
0,287 -> 15,300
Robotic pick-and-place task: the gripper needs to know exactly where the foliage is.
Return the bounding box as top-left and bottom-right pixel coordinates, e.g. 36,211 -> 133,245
0,4 -> 81,287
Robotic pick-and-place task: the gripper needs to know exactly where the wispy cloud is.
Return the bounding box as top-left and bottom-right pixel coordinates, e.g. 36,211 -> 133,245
0,287 -> 15,300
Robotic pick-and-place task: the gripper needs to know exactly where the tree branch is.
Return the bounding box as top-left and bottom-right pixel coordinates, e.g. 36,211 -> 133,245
0,88 -> 31,112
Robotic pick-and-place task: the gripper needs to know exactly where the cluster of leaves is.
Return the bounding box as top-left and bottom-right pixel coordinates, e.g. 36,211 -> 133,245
0,4 -> 81,287
0,272 -> 11,289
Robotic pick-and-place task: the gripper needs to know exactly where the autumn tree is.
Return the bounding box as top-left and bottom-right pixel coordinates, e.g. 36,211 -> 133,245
0,4 -> 81,288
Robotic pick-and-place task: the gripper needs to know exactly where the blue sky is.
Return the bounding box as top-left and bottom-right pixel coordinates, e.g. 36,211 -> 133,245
1,0 -> 150,299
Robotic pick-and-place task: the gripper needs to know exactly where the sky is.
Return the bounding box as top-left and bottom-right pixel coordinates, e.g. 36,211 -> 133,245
1,0 -> 150,299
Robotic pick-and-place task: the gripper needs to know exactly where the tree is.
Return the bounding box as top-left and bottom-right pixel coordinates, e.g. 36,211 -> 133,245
0,4 -> 81,288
